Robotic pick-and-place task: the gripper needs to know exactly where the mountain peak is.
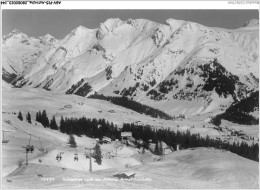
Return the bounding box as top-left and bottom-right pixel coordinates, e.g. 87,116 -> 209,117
38,33 -> 58,45
243,19 -> 259,27
103,18 -> 122,25
10,28 -> 22,34
101,18 -> 123,30
75,25 -> 89,31
69,25 -> 93,36
3,28 -> 27,42
44,33 -> 55,39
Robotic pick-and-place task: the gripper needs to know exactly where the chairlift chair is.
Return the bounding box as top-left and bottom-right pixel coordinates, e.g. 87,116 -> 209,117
38,138 -> 45,152
84,148 -> 89,158
2,139 -> 9,144
74,155 -> 79,161
26,145 -> 34,153
56,153 -> 62,161
2,130 -> 9,144
26,134 -> 34,153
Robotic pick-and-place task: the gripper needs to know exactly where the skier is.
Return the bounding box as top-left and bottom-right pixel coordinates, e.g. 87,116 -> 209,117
56,154 -> 60,161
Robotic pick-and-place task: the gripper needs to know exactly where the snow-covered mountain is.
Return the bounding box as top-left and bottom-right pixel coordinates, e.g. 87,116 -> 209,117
2,18 -> 259,116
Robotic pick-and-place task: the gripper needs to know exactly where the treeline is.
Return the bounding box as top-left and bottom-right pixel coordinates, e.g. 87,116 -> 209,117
29,110 -> 258,162
122,123 -> 259,162
212,91 -> 259,126
88,93 -> 173,120
35,110 -> 121,139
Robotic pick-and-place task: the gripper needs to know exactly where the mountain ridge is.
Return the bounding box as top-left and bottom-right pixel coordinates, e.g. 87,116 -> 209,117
2,18 -> 259,117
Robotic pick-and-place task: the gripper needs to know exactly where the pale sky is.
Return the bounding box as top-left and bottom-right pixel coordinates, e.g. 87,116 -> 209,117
2,9 -> 259,39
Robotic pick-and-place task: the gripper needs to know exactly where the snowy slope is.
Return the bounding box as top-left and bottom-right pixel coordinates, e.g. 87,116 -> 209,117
3,146 -> 259,189
2,112 -> 141,176
3,18 -> 259,116
2,87 -> 259,188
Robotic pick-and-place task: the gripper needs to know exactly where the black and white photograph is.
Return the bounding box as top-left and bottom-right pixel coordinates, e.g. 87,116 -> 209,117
1,1 -> 259,189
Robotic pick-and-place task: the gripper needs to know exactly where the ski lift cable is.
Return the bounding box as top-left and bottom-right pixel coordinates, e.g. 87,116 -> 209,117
10,125 -> 63,147
11,125 -> 57,146
7,124 -> 79,152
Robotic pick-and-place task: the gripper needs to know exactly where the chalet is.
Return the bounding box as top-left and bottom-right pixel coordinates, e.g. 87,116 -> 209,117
102,136 -> 112,144
121,132 -> 132,141
161,141 -> 172,154
149,141 -> 173,155
113,171 -> 135,179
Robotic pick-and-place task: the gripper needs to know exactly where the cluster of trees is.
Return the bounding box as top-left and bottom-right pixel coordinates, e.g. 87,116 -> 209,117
88,93 -> 173,120
198,58 -> 239,98
122,123 -> 259,162
158,78 -> 178,94
120,83 -> 139,97
59,116 -> 121,140
212,91 -> 259,126
18,111 -> 31,123
36,110 -> 58,130
66,79 -> 92,97
66,79 -> 84,94
74,83 -> 92,97
147,89 -> 164,101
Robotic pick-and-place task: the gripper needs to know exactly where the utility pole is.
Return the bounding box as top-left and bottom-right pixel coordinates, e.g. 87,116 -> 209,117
89,148 -> 92,172
29,134 -> 31,145
26,149 -> 28,166
114,141 -> 121,157
24,134 -> 31,166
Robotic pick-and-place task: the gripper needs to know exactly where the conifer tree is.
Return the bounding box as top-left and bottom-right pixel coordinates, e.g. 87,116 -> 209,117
36,111 -> 42,123
50,115 -> 58,130
36,112 -> 39,122
68,134 -> 77,148
159,141 -> 164,156
26,112 -> 31,123
18,111 -> 23,121
93,143 -> 102,165
60,116 -> 66,133
41,110 -> 49,128
155,140 -> 159,155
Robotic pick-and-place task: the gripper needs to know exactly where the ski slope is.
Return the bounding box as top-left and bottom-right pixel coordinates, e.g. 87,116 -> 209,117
2,91 -> 259,189
2,87 -> 221,133
2,112 -> 141,176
